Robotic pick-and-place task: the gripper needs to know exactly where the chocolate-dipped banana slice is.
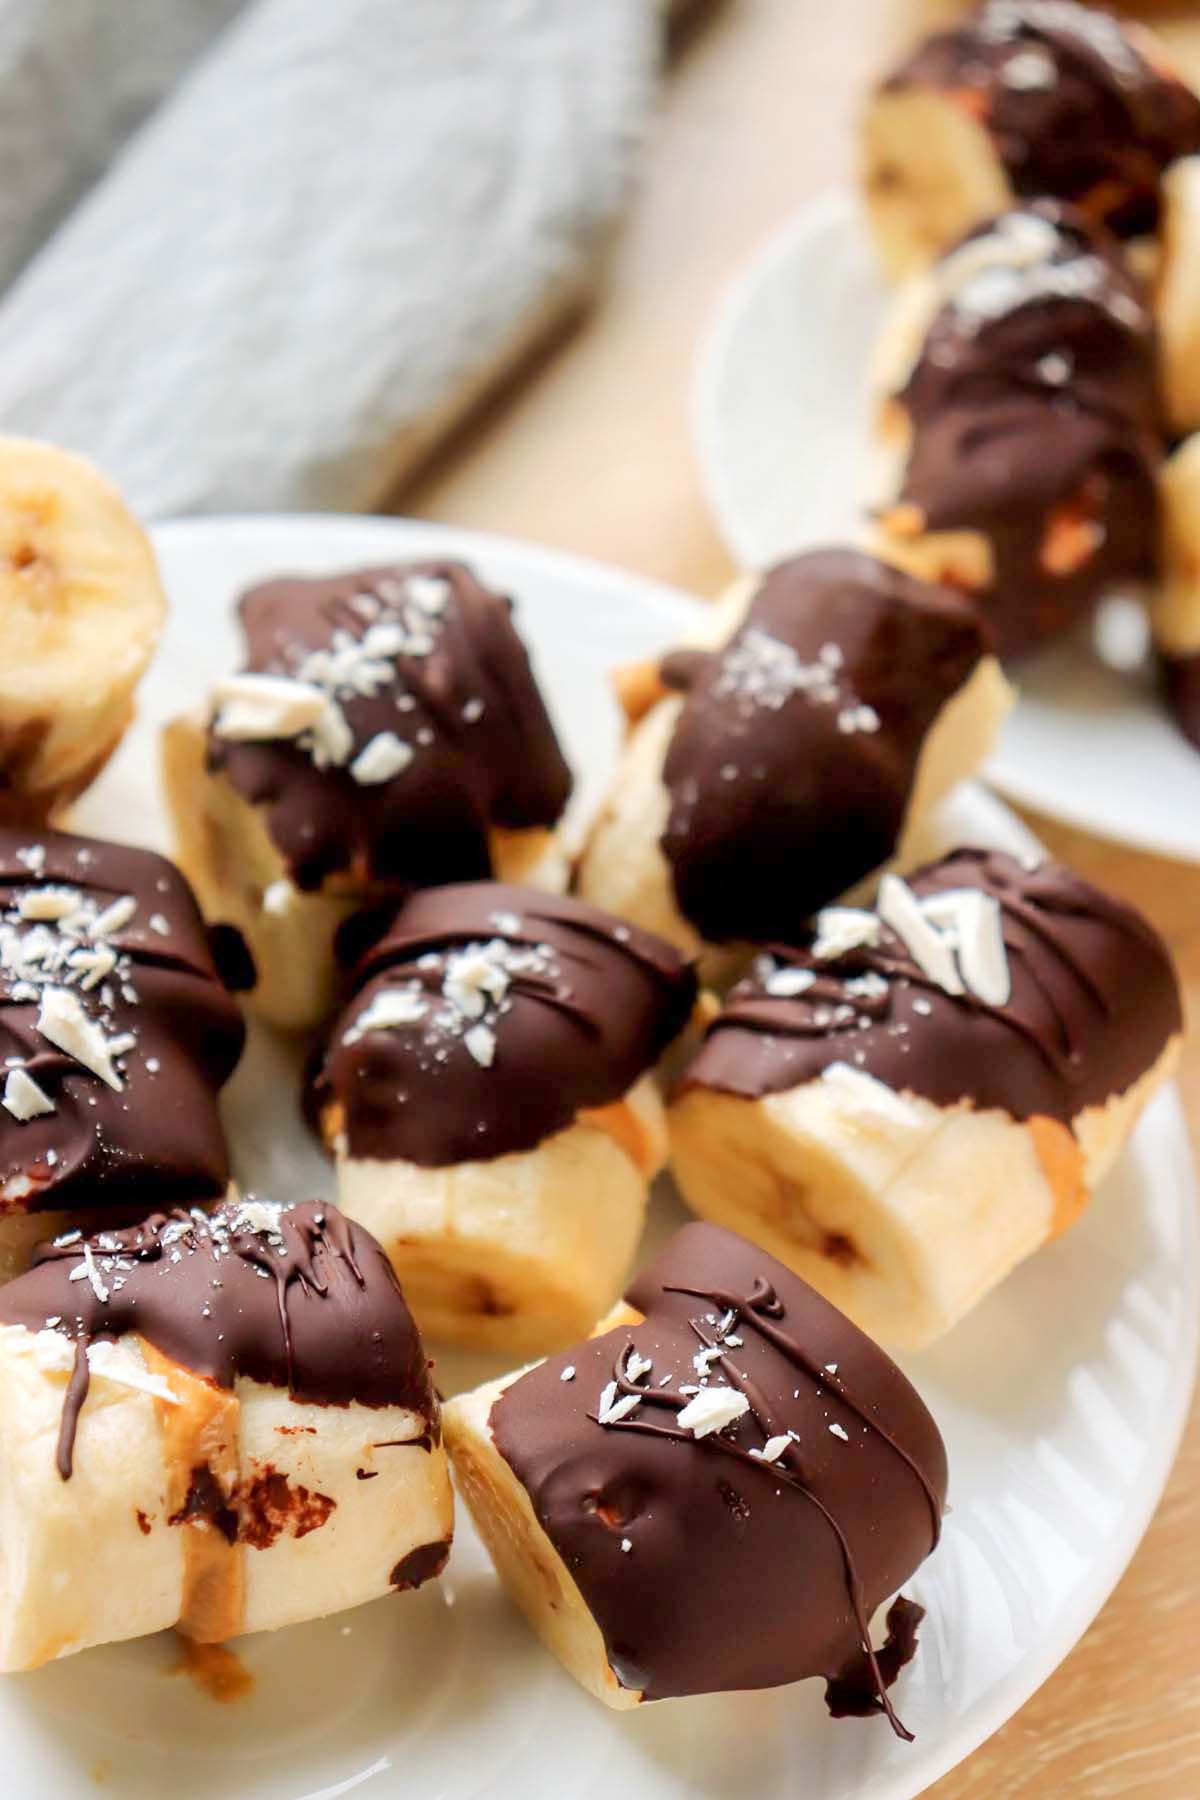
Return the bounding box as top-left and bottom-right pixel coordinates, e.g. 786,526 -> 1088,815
445,1220 -> 946,1727
863,1 -> 1200,283
669,849 -> 1182,1348
1154,431 -> 1200,749
0,827 -> 244,1282
869,203 -> 1162,659
0,1197 -> 452,1670
162,561 -> 573,1031
309,884 -> 697,1354
576,549 -> 1010,961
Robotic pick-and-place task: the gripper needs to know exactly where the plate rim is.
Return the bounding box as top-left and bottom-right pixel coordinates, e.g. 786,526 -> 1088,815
689,183 -> 1200,866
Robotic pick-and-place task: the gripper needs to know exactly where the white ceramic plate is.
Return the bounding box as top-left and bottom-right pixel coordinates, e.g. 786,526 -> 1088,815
3,514 -> 1189,1800
693,186 -> 1200,863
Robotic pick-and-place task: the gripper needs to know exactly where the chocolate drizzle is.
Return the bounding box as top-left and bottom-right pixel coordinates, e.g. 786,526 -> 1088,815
892,203 -> 1161,657
206,561 -> 572,892
0,828 -> 244,1217
658,550 -> 988,943
681,848 -> 1181,1121
0,1198 -> 439,1478
886,0 -> 1200,238
311,882 -> 696,1167
490,1222 -> 946,1719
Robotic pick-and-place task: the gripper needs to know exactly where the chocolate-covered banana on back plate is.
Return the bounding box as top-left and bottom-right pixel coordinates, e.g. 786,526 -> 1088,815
863,0 -> 1200,283
309,883 -> 697,1353
669,849 -> 1182,1348
576,548 -> 1010,963
0,1196 -> 451,1671
446,1221 -> 946,1732
162,561 -> 572,1030
868,202 -> 1162,659
0,827 -> 244,1281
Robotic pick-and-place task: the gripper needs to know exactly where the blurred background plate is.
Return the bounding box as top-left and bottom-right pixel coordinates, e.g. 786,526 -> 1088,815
692,187 -> 1200,865
0,514 -> 1182,1799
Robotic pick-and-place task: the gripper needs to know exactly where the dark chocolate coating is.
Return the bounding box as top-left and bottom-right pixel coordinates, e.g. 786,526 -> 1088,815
1162,649 -> 1200,752
885,0 -> 1200,239
681,848 -> 1181,1122
0,1198 -> 439,1478
658,550 -> 987,943
893,204 -> 1161,657
490,1221 -> 946,1721
311,882 -> 697,1167
0,828 -> 244,1217
207,562 -> 572,892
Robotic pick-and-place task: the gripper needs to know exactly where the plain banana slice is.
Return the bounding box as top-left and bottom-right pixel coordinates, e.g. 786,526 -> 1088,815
576,551 -> 1010,963
0,436 -> 165,825
862,86 -> 1012,284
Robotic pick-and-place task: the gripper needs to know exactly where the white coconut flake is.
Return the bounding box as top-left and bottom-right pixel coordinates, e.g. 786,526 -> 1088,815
307,699 -> 355,769
18,887 -> 81,923
560,1365 -> 576,1382
675,1385 -> 750,1438
212,673 -> 328,741
620,1538 -> 633,1553
749,1434 -> 792,1464
764,966 -> 815,998
829,1422 -> 849,1442
463,1024 -> 496,1068
351,732 -> 414,786
877,874 -> 963,995
624,1349 -> 653,1385
597,1381 -> 641,1426
812,907 -> 881,961
342,988 -> 428,1045
490,911 -> 522,936
36,987 -> 125,1090
89,895 -> 137,940
2,1066 -> 54,1122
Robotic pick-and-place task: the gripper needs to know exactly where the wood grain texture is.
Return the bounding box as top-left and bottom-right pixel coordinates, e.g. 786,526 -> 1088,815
405,4 -> 1200,1792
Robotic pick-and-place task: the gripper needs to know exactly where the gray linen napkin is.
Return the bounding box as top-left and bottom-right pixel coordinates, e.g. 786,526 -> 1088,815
0,0 -> 659,517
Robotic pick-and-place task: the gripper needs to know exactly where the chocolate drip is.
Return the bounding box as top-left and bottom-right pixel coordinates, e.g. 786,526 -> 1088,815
0,828 -> 244,1218
490,1221 -> 946,1714
681,848 -> 1181,1121
892,203 -> 1161,658
0,1198 -> 439,1479
658,550 -> 987,943
885,1 -> 1200,238
311,882 -> 696,1167
206,561 -> 572,893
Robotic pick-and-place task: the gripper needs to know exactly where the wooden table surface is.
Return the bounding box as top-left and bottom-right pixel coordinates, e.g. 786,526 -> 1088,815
406,4 -> 1200,1792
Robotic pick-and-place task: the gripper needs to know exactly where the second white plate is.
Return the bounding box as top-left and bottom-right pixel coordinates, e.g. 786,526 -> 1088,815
693,187 -> 1200,863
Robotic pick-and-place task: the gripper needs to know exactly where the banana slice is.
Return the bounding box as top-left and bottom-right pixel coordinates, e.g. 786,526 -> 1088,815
862,85 -> 1011,284
446,1220 -> 946,1723
0,1198 -> 452,1670
668,849 -> 1183,1348
576,549 -> 1009,964
310,882 -> 696,1352
0,436 -> 165,825
1153,431 -> 1200,751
